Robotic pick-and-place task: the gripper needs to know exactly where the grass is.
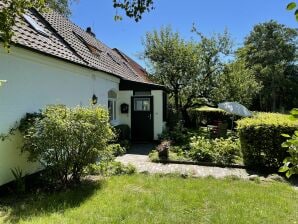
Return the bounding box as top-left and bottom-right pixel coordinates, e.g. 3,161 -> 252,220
0,174 -> 297,224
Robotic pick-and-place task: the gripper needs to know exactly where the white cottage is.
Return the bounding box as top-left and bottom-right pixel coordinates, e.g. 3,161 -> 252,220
0,5 -> 167,186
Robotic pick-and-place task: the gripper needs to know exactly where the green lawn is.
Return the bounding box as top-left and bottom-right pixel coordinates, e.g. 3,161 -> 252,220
0,174 -> 297,224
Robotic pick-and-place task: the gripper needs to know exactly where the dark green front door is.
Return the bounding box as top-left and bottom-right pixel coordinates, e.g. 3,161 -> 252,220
131,96 -> 154,141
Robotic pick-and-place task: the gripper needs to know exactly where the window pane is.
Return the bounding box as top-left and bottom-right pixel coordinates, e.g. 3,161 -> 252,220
108,90 -> 117,98
113,101 -> 116,120
134,98 -> 150,111
108,100 -> 117,121
108,100 -> 113,120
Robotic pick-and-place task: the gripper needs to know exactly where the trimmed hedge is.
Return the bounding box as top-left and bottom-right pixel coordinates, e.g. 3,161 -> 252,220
188,106 -> 233,128
237,112 -> 298,170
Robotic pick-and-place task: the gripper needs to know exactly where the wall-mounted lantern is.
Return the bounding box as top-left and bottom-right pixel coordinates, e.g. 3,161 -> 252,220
92,94 -> 98,105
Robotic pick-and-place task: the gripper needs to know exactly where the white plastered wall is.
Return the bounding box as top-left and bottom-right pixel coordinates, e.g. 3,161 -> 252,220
0,47 -> 120,186
117,90 -> 133,127
117,90 -> 164,140
152,90 -> 165,140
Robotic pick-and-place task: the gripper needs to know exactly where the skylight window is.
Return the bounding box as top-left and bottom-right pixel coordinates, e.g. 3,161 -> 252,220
23,14 -> 48,37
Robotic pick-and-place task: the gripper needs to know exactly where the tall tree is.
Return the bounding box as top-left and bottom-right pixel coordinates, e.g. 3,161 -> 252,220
237,20 -> 298,112
143,26 -> 232,125
143,26 -> 200,113
211,60 -> 262,107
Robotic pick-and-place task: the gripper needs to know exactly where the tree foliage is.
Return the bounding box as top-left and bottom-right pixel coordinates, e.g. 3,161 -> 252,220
286,1 -> 298,21
143,26 -> 232,124
0,0 -> 46,49
211,60 -> 262,107
45,0 -> 72,17
279,108 -> 298,178
113,0 -> 154,21
143,26 -> 200,111
0,0 -> 71,50
237,20 -> 298,112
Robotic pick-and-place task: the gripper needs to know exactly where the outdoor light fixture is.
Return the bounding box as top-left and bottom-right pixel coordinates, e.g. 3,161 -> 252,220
92,94 -> 98,105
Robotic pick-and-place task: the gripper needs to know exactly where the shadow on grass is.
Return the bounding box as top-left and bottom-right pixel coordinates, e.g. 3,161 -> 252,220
0,179 -> 104,224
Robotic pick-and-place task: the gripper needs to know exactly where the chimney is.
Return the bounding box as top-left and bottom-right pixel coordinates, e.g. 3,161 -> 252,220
86,27 -> 95,37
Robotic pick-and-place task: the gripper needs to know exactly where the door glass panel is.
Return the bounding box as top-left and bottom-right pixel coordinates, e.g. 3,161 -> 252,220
134,98 -> 150,111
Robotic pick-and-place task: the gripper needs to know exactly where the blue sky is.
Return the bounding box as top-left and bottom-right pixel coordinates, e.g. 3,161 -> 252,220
71,0 -> 297,67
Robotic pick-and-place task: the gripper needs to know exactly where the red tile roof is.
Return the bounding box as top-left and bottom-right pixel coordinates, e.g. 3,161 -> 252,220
113,48 -> 153,84
0,2 -> 152,83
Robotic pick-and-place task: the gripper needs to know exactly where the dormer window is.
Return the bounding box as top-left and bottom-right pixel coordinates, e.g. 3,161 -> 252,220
107,52 -> 121,65
86,44 -> 102,57
73,31 -> 102,57
23,14 -> 48,37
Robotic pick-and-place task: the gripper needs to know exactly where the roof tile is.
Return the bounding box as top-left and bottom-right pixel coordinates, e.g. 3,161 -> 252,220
0,1 -> 151,83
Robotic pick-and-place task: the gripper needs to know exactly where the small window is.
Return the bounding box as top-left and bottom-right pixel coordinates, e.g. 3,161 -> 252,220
108,99 -> 117,121
108,90 -> 117,121
23,14 -> 48,37
134,91 -> 151,96
134,98 -> 150,111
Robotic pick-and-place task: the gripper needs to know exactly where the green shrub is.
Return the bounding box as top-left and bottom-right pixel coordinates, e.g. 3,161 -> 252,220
107,144 -> 126,157
189,137 -> 241,165
114,124 -> 131,140
20,105 -> 115,187
237,112 -> 298,170
118,139 -> 131,152
188,106 -> 232,128
279,109 -> 298,177
189,137 -> 213,162
212,138 -> 241,164
158,121 -> 189,144
86,162 -> 136,176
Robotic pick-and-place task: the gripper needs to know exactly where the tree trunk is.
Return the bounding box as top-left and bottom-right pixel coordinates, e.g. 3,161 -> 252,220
174,90 -> 179,112
271,76 -> 276,112
181,107 -> 191,128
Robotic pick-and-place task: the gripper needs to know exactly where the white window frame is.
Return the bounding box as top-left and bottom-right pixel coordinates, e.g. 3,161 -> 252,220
108,98 -> 117,121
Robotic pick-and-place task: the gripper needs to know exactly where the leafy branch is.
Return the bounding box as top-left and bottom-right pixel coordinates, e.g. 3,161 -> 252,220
279,109 -> 298,178
286,1 -> 298,21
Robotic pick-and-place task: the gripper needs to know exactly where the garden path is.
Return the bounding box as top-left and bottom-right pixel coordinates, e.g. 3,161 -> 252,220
116,144 -> 284,181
